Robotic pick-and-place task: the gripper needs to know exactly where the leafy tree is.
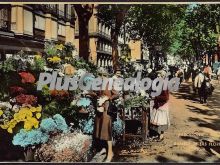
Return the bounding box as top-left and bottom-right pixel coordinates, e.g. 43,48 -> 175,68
169,4 -> 220,63
126,4 -> 186,68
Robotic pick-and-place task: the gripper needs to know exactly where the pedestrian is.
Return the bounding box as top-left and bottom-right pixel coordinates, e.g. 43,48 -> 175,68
217,67 -> 220,84
94,68 -> 119,162
203,64 -> 212,80
194,68 -> 209,104
176,67 -> 184,84
191,66 -> 199,93
149,72 -> 170,142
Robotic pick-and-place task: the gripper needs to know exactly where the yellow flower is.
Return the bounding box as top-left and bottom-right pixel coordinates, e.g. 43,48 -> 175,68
0,110 -> 3,117
56,44 -> 64,51
14,113 -> 25,122
47,56 -> 61,63
24,122 -> 32,131
0,124 -> 8,129
36,113 -> 41,119
9,119 -> 17,128
7,127 -> 13,134
19,108 -> 33,118
35,54 -> 42,60
37,106 -> 42,112
24,117 -> 39,130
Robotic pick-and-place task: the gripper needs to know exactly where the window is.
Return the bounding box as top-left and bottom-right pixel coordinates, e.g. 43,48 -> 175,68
58,24 -> 65,36
0,7 -> 10,31
66,5 -> 72,20
24,9 -> 33,35
58,4 -> 65,18
98,22 -> 102,32
102,24 -> 105,34
35,15 -> 45,30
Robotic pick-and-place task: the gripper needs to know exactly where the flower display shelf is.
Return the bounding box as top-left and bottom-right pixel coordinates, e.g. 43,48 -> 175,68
122,105 -> 149,142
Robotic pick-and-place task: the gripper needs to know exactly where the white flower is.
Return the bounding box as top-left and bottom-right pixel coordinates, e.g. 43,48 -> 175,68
43,66 -> 53,72
76,69 -> 86,77
140,90 -> 149,97
12,105 -> 20,112
53,132 -> 92,153
0,102 -> 12,109
70,100 -> 77,106
14,55 -> 21,60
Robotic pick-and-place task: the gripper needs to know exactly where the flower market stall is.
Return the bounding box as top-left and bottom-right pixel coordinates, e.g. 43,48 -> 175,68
0,41 -> 150,162
0,42 -> 126,162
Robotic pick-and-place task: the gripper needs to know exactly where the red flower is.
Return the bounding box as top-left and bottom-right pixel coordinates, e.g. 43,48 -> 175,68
50,90 -> 69,100
9,86 -> 27,96
19,72 -> 36,84
15,94 -> 37,105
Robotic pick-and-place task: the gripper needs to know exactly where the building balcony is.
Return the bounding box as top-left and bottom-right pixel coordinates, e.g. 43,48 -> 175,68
97,47 -> 112,55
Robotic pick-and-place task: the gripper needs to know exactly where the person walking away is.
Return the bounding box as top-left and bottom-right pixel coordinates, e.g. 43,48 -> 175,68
176,67 -> 184,84
194,69 -> 209,104
204,64 -> 212,80
192,66 -> 198,93
217,67 -> 220,84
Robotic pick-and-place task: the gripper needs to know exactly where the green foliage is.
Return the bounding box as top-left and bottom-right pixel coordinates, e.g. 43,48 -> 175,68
71,58 -> 98,76
44,41 -> 58,57
127,5 -> 186,52
125,95 -> 149,109
0,58 -> 17,72
169,4 -> 220,61
30,57 -> 46,72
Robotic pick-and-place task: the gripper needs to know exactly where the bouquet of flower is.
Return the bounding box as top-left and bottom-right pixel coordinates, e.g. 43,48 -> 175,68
34,131 -> 92,162
12,114 -> 69,147
0,105 -> 42,133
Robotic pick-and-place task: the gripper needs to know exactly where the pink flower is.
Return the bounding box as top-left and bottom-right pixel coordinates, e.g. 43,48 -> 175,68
15,94 -> 37,105
19,72 -> 35,84
9,86 -> 27,96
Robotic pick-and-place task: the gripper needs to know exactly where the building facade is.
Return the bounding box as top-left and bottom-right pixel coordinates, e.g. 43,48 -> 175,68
0,4 -> 143,68
74,5 -> 138,68
0,4 -> 75,60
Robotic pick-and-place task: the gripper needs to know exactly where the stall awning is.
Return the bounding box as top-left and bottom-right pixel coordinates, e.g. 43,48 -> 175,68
0,35 -> 44,53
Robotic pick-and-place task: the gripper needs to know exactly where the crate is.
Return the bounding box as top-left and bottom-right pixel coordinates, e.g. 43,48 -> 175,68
122,105 -> 149,142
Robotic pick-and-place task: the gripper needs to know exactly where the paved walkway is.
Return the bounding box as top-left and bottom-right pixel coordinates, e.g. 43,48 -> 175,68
107,80 -> 220,162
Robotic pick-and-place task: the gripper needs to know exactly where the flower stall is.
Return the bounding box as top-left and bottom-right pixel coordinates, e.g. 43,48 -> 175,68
0,41 -> 127,162
0,41 -> 150,162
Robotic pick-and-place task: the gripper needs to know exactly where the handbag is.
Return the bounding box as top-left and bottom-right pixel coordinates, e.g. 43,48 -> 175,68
107,101 -> 118,121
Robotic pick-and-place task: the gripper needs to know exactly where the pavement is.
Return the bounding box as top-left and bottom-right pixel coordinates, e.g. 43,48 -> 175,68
92,79 -> 220,163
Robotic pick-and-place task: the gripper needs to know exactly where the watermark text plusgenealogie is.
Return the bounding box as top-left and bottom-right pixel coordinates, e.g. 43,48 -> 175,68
37,71 -> 180,97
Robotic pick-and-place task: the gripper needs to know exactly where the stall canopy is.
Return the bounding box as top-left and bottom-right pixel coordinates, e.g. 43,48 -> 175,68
0,35 -> 44,53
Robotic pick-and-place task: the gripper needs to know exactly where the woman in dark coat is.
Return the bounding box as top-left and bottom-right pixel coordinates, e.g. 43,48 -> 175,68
93,69 -> 119,162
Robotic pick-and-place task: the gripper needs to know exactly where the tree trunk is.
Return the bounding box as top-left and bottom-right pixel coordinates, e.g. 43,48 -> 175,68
74,5 -> 93,61
111,28 -> 119,71
111,10 -> 126,71
78,16 -> 90,61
